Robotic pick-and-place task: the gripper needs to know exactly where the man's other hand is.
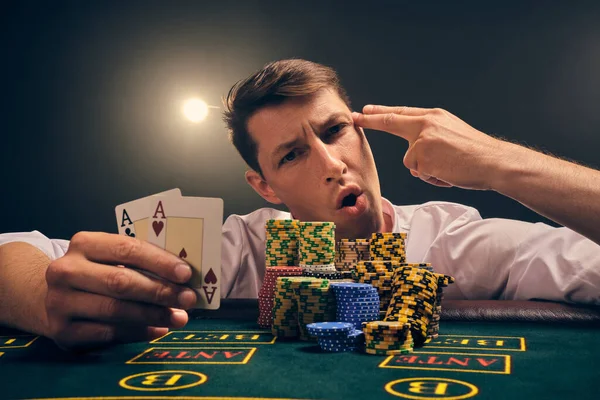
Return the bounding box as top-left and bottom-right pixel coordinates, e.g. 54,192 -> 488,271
352,105 -> 512,190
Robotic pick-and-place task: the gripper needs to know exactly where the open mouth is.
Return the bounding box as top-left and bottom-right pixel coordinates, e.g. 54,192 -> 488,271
341,193 -> 358,208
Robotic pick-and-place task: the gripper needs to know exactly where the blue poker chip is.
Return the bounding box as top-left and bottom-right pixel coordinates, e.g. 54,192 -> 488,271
336,306 -> 380,312
332,290 -> 378,296
320,343 -> 357,350
333,290 -> 378,296
319,334 -> 363,345
337,298 -> 380,304
318,338 -> 360,347
335,290 -> 379,296
348,329 -> 365,341
318,340 -> 358,350
320,346 -> 357,353
306,322 -> 354,337
336,313 -> 379,322
337,311 -> 380,318
336,305 -> 379,311
337,316 -> 380,323
337,303 -> 380,309
330,283 -> 374,290
335,297 -> 380,303
335,293 -> 379,302
338,318 -> 379,325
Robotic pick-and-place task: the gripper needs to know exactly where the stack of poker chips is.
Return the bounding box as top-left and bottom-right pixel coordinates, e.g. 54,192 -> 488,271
265,219 -> 299,267
271,277 -> 337,341
298,222 -> 339,279
307,322 -> 365,353
428,273 -> 455,339
295,278 -> 337,340
330,282 -> 380,329
258,266 -> 303,328
362,320 -> 414,355
385,266 -> 453,346
370,232 -> 407,262
335,239 -> 370,279
353,260 -> 399,314
271,277 -> 303,338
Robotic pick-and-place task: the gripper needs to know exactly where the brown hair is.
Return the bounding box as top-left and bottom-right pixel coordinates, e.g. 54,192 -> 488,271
222,59 -> 352,176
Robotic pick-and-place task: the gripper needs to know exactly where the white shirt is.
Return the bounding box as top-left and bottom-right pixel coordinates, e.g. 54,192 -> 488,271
2,198 -> 599,304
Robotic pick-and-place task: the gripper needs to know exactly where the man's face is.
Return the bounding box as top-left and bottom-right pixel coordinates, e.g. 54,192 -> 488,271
246,88 -> 384,239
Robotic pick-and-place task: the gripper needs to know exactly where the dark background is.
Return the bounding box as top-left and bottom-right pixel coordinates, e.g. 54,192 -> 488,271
2,0 -> 599,240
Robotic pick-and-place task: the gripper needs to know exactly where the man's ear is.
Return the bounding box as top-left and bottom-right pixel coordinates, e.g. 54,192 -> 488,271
245,170 -> 283,204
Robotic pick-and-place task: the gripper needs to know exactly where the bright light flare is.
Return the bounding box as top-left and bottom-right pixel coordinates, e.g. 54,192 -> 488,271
183,98 -> 209,122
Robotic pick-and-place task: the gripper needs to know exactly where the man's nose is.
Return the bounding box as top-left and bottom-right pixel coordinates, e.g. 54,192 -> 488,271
313,141 -> 347,183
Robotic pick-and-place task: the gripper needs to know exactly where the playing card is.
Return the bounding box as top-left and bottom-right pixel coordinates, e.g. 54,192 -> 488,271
146,196 -> 223,310
115,189 -> 181,240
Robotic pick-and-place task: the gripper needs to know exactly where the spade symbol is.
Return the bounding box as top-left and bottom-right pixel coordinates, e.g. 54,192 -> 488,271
125,228 -> 135,238
179,248 -> 188,259
204,268 -> 217,284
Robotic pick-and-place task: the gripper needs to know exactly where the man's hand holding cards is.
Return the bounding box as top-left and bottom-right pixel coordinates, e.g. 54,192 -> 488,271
116,190 -> 224,309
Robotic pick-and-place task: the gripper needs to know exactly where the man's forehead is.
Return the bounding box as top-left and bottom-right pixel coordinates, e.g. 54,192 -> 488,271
248,90 -> 350,149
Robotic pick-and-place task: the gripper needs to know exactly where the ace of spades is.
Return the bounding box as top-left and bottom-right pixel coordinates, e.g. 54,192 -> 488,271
146,196 -> 223,309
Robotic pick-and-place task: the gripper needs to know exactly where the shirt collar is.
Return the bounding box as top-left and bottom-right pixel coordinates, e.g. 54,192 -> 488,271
381,197 -> 399,232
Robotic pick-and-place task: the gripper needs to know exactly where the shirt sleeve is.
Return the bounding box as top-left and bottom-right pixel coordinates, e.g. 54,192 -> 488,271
411,204 -> 600,304
0,231 -> 70,260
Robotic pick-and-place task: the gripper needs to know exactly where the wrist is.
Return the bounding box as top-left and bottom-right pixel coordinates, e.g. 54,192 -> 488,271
488,140 -> 545,196
0,242 -> 51,336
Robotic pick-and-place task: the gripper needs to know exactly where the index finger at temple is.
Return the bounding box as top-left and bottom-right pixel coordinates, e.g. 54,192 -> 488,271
362,105 -> 430,116
74,232 -> 192,284
352,112 -> 423,141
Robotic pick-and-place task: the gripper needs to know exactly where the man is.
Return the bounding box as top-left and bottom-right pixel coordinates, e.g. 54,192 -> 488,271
1,59 -> 599,351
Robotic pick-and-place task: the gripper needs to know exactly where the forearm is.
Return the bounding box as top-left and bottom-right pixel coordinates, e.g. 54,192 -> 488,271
0,242 -> 50,335
491,141 -> 600,245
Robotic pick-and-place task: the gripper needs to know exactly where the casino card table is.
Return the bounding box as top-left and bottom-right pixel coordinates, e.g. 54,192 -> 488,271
1,300 -> 599,400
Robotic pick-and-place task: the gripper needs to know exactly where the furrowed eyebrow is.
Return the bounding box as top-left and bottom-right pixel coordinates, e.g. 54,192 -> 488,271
271,138 -> 303,162
270,112 -> 350,161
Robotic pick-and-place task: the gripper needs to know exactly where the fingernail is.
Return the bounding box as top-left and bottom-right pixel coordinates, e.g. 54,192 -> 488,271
351,111 -> 360,119
363,104 -> 373,113
171,309 -> 188,325
175,263 -> 192,282
178,289 -> 197,308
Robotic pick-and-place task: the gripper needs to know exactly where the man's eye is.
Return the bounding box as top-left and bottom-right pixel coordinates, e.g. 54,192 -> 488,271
324,124 -> 345,141
280,151 -> 296,165
329,125 -> 342,135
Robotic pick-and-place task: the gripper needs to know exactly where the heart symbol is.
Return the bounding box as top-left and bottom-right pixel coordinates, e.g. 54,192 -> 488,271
204,268 -> 217,284
179,248 -> 187,258
152,221 -> 164,236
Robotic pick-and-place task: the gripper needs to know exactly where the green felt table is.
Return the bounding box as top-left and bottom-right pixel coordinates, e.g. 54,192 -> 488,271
1,300 -> 599,400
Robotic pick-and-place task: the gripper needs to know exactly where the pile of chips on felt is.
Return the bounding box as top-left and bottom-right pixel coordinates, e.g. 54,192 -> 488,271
260,219 -> 455,355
